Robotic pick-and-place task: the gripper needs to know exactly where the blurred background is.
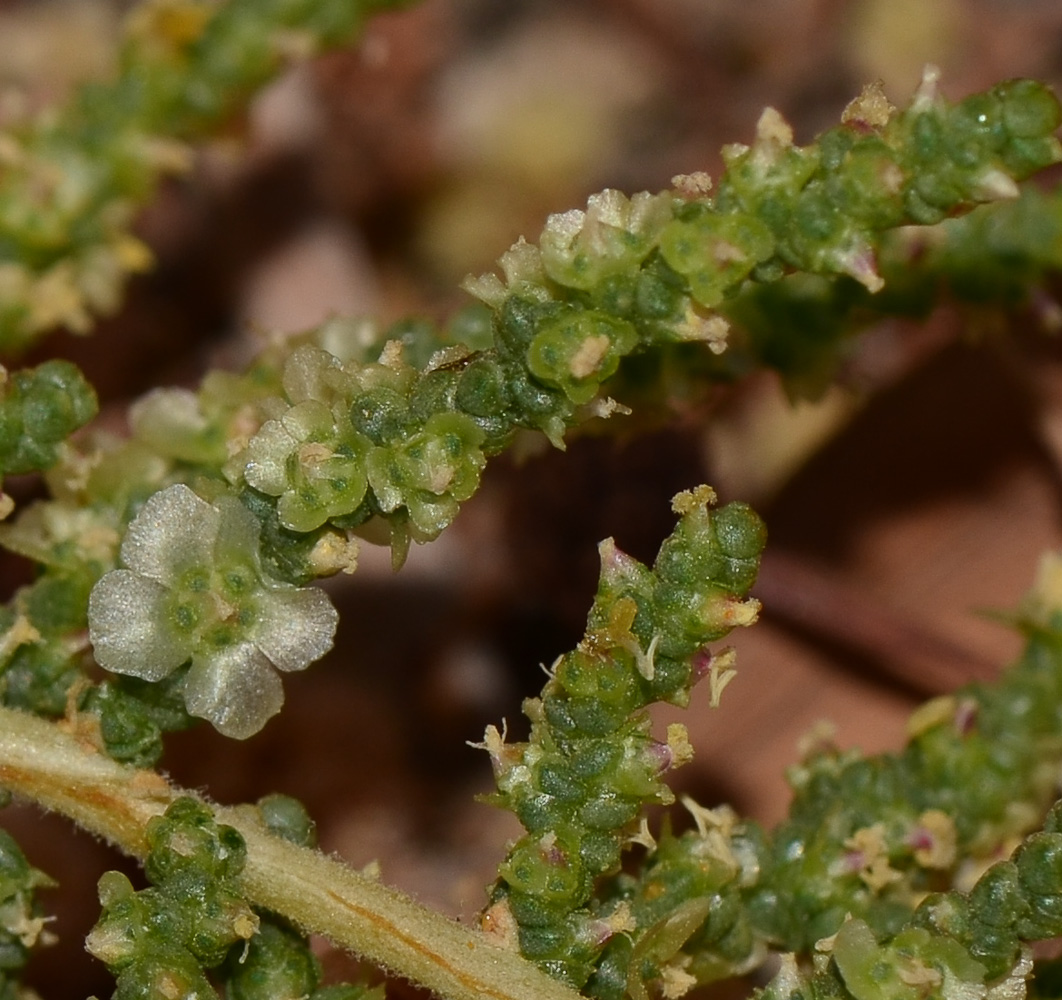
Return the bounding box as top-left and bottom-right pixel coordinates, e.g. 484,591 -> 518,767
3,0 -> 1062,996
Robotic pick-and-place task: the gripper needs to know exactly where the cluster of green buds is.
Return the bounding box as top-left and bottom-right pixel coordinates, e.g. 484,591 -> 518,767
0,825 -> 53,1000
0,0 -> 415,352
0,359 -> 97,514
218,340 -> 490,563
477,487 -> 766,988
466,73 -> 1061,390
141,73 -> 1062,575
753,799 -> 1062,1000
0,350 -> 330,758
87,796 -> 381,1000
5,72 -> 1047,607
0,361 -> 121,729
743,617 -> 1062,959
659,73 -> 1062,396
553,561 -> 1062,1000
715,172 -> 1062,400
87,798 -> 259,999
689,72 -> 1062,297
0,416 -> 196,761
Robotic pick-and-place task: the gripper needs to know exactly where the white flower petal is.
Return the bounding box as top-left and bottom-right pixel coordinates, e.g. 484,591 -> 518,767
213,496 -> 264,569
130,388 -> 209,460
243,418 -> 296,496
121,485 -> 220,582
282,344 -> 345,405
182,643 -> 283,739
282,399 -> 335,440
88,570 -> 190,681
253,586 -> 338,672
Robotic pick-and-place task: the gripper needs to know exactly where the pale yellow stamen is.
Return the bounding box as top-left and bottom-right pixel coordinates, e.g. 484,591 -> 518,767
568,335 -> 610,379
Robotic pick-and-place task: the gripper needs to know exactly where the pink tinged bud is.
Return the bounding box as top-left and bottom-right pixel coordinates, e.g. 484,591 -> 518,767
583,919 -> 617,950
645,739 -> 674,774
954,697 -> 978,736
832,244 -> 884,293
544,845 -> 565,866
690,646 -> 713,684
574,904 -> 637,951
643,725 -> 694,774
841,82 -> 892,134
906,810 -> 957,868
841,81 -> 895,133
536,832 -> 567,868
598,537 -> 645,586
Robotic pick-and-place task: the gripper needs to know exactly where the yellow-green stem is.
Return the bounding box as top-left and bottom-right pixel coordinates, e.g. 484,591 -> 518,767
0,705 -> 583,1000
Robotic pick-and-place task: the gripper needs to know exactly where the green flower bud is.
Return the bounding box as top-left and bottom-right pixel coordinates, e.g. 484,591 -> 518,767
365,411 -> 486,538
826,142 -> 905,228
0,360 -> 97,476
243,399 -> 372,533
282,344 -> 358,409
539,190 -> 672,292
145,799 -> 246,888
257,793 -> 317,848
998,79 -> 1062,138
409,368 -> 462,421
659,213 -> 774,309
497,296 -> 559,356
226,920 -> 320,1000
527,309 -> 638,405
349,386 -> 413,445
111,949 -> 214,1000
455,356 -> 511,418
23,571 -> 92,632
634,265 -> 685,321
1,633 -> 82,718
89,682 -> 167,768
501,833 -> 587,912
1015,832 -> 1062,940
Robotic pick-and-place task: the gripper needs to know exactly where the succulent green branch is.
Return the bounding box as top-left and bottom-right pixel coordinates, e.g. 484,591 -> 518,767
477,486 -> 766,989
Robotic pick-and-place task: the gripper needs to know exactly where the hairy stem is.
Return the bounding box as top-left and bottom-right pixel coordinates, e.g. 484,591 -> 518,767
0,705 -> 582,1000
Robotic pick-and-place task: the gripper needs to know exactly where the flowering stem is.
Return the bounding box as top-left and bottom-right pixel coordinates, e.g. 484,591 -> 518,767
0,705 -> 583,1000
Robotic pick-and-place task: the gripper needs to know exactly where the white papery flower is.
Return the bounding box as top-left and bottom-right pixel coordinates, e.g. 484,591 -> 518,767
88,484 -> 338,738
